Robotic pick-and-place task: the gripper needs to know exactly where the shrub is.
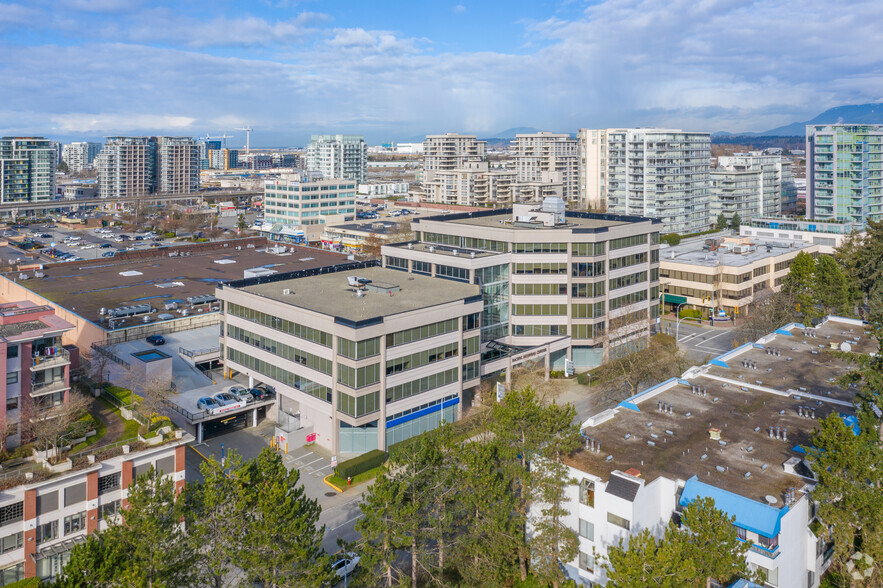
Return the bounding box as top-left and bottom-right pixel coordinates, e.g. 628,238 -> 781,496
678,308 -> 702,319
661,234 -> 682,246
576,372 -> 592,386
336,449 -> 388,479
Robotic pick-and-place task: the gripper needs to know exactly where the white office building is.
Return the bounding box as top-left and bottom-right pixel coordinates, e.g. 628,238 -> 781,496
580,128 -> 712,234
61,142 -> 102,173
306,135 -> 368,185
263,173 -> 356,228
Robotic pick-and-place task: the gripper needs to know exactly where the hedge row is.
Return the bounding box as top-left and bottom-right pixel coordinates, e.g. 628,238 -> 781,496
335,449 -> 388,479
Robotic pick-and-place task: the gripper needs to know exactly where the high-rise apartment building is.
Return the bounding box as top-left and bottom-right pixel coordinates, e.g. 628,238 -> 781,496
61,142 -> 102,173
156,136 -> 199,194
709,168 -> 763,222
97,136 -> 199,199
580,129 -> 711,234
0,137 -> 57,203
716,152 -> 794,219
421,134 -> 512,206
96,137 -> 157,199
806,124 -> 883,223
513,132 -> 579,205
306,134 -> 367,184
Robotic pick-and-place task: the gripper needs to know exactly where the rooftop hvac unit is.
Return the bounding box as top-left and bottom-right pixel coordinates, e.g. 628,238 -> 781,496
187,294 -> 217,307
107,304 -> 153,318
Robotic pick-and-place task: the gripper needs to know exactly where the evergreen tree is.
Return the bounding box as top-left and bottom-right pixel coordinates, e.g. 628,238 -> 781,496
236,213 -> 248,230
807,407 -> 883,582
528,458 -> 579,588
449,441 -> 521,587
59,468 -> 198,587
814,254 -> 850,316
716,213 -> 728,230
488,387 -> 581,580
603,498 -> 756,588
183,452 -> 243,588
235,448 -> 330,588
729,212 -> 741,231
782,250 -> 818,323
355,470 -> 410,587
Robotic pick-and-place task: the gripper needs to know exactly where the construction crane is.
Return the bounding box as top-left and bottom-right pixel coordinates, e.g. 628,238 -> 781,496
236,126 -> 253,154
199,132 -> 234,149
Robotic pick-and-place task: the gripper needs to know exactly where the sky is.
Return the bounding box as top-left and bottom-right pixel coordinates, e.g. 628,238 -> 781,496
1,0 -> 882,147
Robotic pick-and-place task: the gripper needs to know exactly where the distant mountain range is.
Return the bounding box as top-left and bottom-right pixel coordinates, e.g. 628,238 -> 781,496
717,102 -> 883,137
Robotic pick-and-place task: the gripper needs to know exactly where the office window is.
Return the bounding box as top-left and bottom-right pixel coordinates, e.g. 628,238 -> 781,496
6,346 -> 17,359
64,512 -> 86,535
98,472 -> 121,495
65,483 -> 86,506
0,532 -> 22,554
0,563 -> 23,585
579,519 -> 594,540
5,397 -> 17,411
0,502 -> 23,527
607,513 -> 630,530
579,551 -> 595,573
36,520 -> 58,545
99,500 -> 122,521
5,372 -> 17,385
36,491 -> 58,516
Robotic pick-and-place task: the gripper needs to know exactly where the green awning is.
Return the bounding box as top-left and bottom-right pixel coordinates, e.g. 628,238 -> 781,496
662,294 -> 687,304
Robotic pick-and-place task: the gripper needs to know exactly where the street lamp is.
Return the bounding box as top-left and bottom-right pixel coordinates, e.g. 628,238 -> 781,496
674,301 -> 690,349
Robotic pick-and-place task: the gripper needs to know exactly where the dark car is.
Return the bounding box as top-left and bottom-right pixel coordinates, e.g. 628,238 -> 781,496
101,251 -> 115,258
41,233 -> 52,238
253,383 -> 275,397
99,243 -> 113,248
146,334 -> 165,345
247,387 -> 270,401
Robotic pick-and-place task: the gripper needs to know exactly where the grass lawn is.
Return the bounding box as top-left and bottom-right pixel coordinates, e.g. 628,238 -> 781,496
105,385 -> 139,406
328,465 -> 384,490
70,416 -> 108,453
123,418 -> 141,440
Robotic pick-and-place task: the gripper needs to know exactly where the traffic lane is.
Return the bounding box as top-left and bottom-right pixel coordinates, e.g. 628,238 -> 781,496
661,320 -> 741,355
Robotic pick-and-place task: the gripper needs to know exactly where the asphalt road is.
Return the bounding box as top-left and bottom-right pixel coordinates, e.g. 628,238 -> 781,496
660,318 -> 744,362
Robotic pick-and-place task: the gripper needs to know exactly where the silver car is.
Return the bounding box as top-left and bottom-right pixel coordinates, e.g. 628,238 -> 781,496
227,385 -> 254,403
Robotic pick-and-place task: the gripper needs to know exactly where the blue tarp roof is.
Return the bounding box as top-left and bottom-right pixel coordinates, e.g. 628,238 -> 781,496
679,476 -> 788,538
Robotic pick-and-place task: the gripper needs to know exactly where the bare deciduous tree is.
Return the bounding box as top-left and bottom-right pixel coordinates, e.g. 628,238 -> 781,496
23,392 -> 91,463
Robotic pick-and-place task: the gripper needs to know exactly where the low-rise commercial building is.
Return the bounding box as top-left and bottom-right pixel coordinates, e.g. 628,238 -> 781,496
549,315 -> 873,587
321,221 -> 410,253
740,217 -> 863,255
217,264 -> 482,455
660,235 -> 818,317
382,199 -> 662,369
263,173 -> 357,229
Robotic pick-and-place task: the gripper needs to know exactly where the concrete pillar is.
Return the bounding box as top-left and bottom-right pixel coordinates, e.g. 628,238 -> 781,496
197,422 -> 203,443
252,407 -> 258,427
248,374 -> 254,388
506,356 -> 512,387
86,471 -> 99,533
544,345 -> 551,382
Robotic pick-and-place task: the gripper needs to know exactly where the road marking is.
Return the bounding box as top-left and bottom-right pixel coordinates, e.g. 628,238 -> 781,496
330,514 -> 364,531
314,463 -> 335,472
300,457 -> 326,469
188,445 -> 212,462
679,333 -> 699,343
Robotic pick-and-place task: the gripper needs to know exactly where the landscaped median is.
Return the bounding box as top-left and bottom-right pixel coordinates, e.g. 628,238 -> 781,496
323,449 -> 388,492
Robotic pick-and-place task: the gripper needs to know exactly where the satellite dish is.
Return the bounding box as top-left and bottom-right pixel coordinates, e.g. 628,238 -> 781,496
765,495 -> 777,505
840,342 -> 852,352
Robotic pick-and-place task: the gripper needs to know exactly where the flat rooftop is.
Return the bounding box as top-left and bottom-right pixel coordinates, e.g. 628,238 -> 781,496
567,317 -> 876,505
661,237 -> 814,268
9,242 -> 346,326
385,242 -> 503,259
240,266 -> 480,323
425,210 -> 627,231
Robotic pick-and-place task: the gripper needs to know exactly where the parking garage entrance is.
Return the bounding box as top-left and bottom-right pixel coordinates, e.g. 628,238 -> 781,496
201,406 -> 268,440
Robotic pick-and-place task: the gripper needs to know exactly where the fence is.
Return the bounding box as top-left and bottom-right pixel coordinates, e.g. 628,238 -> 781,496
179,346 -> 220,359
90,343 -> 130,368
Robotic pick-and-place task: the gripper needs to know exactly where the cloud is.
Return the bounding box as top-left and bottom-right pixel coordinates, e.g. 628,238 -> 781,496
453,4 -> 466,14
61,0 -> 142,12
0,2 -> 39,28
3,0 -> 883,141
50,113 -> 196,132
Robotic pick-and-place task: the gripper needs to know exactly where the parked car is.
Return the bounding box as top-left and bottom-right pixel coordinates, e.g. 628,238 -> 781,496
40,233 -> 52,238
212,392 -> 239,406
331,553 -> 360,581
227,386 -> 253,403
196,397 -> 219,411
99,243 -> 113,248
146,334 -> 165,345
247,387 -> 270,401
101,251 -> 115,258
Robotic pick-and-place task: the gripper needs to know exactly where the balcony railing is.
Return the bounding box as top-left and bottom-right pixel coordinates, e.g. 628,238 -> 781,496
748,542 -> 780,559
30,378 -> 69,395
31,348 -> 70,370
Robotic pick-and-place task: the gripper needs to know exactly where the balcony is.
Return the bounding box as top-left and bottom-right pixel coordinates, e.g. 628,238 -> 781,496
31,347 -> 70,371
30,378 -> 70,396
747,542 -> 780,559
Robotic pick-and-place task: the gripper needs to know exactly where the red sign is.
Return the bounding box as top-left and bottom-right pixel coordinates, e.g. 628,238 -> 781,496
306,433 -> 317,443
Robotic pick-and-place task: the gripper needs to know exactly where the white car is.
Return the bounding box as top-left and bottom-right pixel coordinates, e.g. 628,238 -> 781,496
80,244 -> 95,250
331,553 -> 359,580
